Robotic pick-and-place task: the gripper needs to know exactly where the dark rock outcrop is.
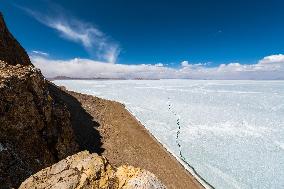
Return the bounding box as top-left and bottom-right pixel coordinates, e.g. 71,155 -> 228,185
0,13 -> 79,188
0,13 -> 31,66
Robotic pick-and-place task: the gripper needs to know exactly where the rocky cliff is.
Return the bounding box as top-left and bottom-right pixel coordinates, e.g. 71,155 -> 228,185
0,13 -> 31,66
0,13 -> 165,189
0,14 -> 79,188
0,61 -> 79,188
0,13 -> 77,188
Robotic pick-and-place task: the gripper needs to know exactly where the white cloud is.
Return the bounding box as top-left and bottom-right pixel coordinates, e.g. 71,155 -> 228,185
181,61 -> 207,69
181,61 -> 189,67
259,54 -> 284,64
155,63 -> 164,67
31,55 -> 174,79
21,6 -> 120,63
31,50 -> 49,56
31,54 -> 284,80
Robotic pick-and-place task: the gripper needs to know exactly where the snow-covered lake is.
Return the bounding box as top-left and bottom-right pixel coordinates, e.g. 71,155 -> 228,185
53,79 -> 284,189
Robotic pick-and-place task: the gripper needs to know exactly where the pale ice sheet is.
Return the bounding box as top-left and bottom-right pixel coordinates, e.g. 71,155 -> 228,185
53,79 -> 284,189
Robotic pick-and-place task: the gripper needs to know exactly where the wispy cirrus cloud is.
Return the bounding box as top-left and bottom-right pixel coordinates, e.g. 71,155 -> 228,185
31,54 -> 284,80
19,4 -> 120,63
31,50 -> 49,56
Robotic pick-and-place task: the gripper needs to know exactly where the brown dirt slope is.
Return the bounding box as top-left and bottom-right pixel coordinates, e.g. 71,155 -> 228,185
58,87 -> 204,189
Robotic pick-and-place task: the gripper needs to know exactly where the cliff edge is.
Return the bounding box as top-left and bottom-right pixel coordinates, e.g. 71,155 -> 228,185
0,13 -> 166,189
0,13 -> 79,188
0,13 -> 31,66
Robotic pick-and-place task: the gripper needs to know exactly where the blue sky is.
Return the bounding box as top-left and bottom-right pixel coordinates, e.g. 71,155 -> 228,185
1,0 -> 284,79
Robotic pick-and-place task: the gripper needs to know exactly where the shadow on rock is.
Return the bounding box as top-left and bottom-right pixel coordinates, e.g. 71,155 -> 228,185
48,82 -> 104,155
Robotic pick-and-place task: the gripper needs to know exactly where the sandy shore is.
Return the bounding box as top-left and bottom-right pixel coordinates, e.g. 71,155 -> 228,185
58,87 -> 204,189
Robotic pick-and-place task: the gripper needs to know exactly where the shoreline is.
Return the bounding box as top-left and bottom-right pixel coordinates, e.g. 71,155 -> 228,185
60,87 -> 207,189
124,107 -> 214,189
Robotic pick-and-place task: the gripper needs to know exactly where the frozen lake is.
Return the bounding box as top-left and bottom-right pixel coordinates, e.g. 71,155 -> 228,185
53,79 -> 284,189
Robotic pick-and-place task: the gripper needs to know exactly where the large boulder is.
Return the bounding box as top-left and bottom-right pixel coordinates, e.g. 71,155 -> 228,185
19,151 -> 166,189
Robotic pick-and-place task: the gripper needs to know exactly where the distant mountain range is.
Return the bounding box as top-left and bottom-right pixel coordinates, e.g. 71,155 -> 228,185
48,76 -> 160,80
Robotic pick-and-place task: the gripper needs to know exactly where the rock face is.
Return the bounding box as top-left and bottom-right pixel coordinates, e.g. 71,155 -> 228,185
19,151 -> 166,189
0,14 -> 79,188
0,61 -> 79,188
0,13 -> 31,66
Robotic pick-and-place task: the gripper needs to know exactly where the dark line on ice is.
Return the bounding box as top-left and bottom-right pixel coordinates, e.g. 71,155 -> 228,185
167,97 -> 215,189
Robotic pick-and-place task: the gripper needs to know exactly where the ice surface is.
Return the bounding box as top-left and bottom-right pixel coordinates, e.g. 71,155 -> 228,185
54,79 -> 284,189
